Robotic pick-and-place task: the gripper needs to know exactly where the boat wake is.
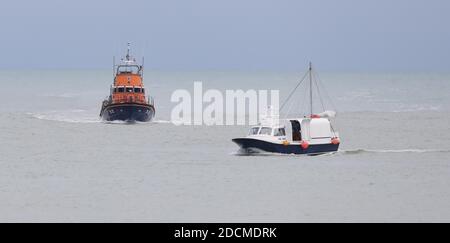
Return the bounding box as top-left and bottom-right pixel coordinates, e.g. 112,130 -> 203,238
28,110 -> 100,123
232,148 -> 335,157
152,120 -> 173,124
102,119 -> 172,125
28,111 -> 171,125
341,149 -> 450,155
232,148 -> 450,157
233,148 -> 281,157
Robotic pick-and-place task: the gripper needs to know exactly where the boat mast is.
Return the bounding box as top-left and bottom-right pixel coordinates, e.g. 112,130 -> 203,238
113,56 -> 116,78
309,62 -> 313,117
142,56 -> 145,78
126,42 -> 131,61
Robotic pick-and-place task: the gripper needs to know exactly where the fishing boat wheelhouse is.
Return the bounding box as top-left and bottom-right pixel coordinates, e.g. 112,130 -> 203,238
100,43 -> 155,122
232,63 -> 340,155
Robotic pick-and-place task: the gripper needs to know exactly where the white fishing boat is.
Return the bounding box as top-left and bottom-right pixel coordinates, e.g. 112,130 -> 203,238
232,63 -> 340,155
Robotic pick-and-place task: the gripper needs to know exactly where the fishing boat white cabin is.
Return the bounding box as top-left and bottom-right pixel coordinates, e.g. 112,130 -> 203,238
232,63 -> 340,155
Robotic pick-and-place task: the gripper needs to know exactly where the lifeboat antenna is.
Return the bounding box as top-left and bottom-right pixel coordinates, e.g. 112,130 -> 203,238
126,42 -> 131,61
309,62 -> 313,117
142,56 -> 145,78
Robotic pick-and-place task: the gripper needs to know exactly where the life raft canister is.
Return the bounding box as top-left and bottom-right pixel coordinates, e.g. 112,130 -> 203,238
331,138 -> 340,145
301,140 -> 309,150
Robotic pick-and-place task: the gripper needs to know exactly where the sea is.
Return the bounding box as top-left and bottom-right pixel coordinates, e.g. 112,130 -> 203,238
1,70 -> 450,222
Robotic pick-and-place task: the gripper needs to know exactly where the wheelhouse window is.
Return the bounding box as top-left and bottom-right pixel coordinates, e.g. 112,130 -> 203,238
249,127 -> 260,135
117,65 -> 140,75
141,88 -> 145,94
117,87 -> 125,93
259,127 -> 272,135
126,87 -> 133,93
134,88 -> 142,93
274,128 -> 286,137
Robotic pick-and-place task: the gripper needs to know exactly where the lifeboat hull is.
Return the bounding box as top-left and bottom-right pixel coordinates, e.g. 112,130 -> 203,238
232,138 -> 339,155
101,103 -> 155,122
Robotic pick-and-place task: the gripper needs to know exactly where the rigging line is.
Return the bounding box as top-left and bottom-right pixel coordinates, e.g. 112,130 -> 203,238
315,72 -> 338,137
313,71 -> 326,112
314,69 -> 338,113
299,84 -> 308,116
330,124 -> 337,138
299,80 -> 309,117
282,88 -> 298,119
316,74 -> 337,137
284,79 -> 306,119
280,71 -> 309,111
312,70 -> 338,137
282,74 -> 306,119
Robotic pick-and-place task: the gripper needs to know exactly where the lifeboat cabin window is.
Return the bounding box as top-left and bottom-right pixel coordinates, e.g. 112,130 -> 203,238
259,127 -> 273,135
134,87 -> 142,93
249,127 -> 260,135
126,87 -> 133,93
117,65 -> 140,75
274,128 -> 286,137
117,87 -> 125,93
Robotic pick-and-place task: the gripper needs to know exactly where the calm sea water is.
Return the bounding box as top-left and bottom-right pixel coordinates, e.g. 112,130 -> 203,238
1,70 -> 450,222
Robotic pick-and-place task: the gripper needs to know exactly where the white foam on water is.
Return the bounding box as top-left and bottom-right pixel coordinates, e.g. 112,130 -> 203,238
231,148 -> 450,157
28,110 -> 101,124
101,120 -> 170,125
152,119 -> 172,124
393,104 -> 442,112
28,110 -> 172,125
341,148 -> 450,155
231,148 -> 336,157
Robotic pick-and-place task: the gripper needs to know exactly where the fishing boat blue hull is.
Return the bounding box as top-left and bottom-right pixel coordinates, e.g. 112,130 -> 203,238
101,103 -> 155,122
232,138 -> 339,155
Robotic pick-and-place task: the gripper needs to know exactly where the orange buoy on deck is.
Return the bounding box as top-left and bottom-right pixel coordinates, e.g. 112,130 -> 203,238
301,141 -> 309,150
331,138 -> 340,145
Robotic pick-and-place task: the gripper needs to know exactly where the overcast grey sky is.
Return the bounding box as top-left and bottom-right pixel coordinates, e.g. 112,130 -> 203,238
0,0 -> 449,71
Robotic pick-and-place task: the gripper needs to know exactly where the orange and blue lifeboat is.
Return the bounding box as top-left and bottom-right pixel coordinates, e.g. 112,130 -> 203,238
100,44 -> 155,122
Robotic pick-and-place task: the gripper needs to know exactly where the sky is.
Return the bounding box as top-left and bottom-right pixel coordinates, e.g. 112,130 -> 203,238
0,0 -> 449,71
